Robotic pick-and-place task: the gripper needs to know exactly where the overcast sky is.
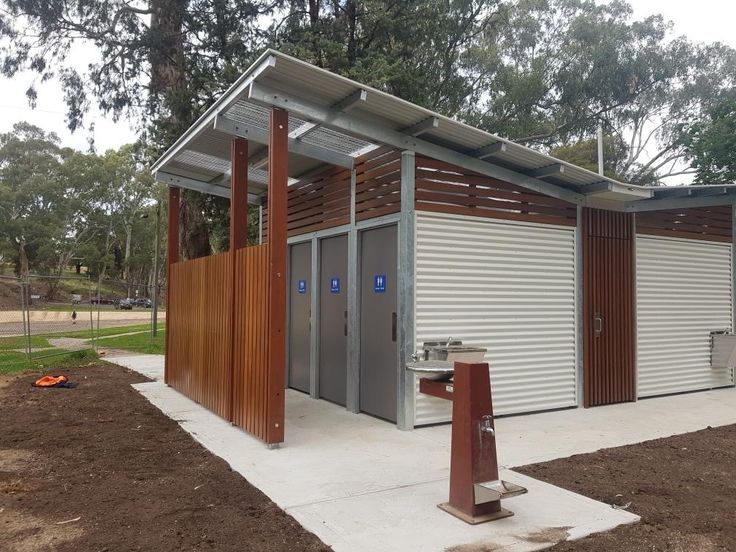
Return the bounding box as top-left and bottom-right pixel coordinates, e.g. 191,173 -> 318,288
0,0 -> 734,154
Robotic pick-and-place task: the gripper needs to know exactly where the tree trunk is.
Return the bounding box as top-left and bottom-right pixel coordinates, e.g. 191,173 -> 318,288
149,0 -> 212,258
17,237 -> 29,280
124,221 -> 133,296
180,191 -> 211,259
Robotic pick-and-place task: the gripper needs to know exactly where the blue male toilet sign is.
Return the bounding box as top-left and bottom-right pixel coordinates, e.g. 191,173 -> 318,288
374,274 -> 386,293
297,279 -> 307,294
330,277 -> 341,293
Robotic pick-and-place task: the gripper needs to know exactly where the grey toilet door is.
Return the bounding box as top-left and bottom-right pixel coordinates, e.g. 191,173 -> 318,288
359,224 -> 398,422
319,234 -> 348,405
288,242 -> 311,393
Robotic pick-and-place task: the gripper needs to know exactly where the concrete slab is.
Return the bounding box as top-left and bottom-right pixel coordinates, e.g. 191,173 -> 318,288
109,354 -> 164,381
122,370 -> 637,550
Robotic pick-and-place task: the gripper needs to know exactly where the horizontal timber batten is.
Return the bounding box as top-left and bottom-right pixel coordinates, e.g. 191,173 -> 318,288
414,155 -> 577,226
262,165 -> 351,240
636,206 -> 733,242
166,252 -> 233,420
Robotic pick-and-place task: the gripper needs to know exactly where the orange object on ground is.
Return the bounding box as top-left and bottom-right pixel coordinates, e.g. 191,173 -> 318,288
33,375 -> 68,387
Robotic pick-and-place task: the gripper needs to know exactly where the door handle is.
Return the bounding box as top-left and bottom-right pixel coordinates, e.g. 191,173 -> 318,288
391,312 -> 397,342
593,315 -> 602,336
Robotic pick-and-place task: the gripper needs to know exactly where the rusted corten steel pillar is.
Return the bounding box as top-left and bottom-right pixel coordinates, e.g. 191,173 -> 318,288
164,186 -> 180,384
267,107 -> 288,444
229,137 -> 249,421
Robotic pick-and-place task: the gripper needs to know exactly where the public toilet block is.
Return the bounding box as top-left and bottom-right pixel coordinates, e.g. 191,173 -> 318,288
152,50 -> 736,444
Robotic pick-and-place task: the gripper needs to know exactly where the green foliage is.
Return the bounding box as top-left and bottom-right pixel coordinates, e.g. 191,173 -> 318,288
275,0 -> 495,115
0,335 -> 51,351
0,122 -> 161,291
0,348 -> 97,375
550,134 -> 657,184
2,0 -> 736,199
95,330 -> 165,354
680,94 -> 736,184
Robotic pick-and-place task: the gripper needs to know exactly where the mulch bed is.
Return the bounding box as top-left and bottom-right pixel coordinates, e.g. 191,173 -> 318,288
0,362 -> 331,552
516,424 -> 736,551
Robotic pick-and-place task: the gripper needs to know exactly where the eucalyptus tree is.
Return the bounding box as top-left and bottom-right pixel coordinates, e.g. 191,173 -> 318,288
464,0 -> 736,183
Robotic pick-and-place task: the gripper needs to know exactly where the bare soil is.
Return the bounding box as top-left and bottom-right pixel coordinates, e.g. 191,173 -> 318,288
516,424 -> 736,551
0,363 -> 331,552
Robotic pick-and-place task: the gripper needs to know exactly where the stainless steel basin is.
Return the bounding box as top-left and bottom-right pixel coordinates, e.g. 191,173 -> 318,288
406,360 -> 455,381
426,345 -> 487,363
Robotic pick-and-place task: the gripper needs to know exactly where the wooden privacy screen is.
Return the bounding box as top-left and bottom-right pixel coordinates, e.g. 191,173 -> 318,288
167,252 -> 233,420
354,147 -> 402,221
232,245 -> 273,437
262,165 -> 351,240
414,156 -> 577,226
583,209 -> 636,407
636,206 -> 733,242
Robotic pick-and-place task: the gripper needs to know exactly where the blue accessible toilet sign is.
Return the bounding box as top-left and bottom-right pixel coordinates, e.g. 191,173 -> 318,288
330,277 -> 341,293
297,279 -> 307,294
374,274 -> 386,293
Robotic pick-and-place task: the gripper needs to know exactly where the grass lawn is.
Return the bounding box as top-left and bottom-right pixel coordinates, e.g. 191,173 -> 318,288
0,335 -> 52,351
98,330 -> 165,354
43,322 -> 165,339
0,348 -> 97,375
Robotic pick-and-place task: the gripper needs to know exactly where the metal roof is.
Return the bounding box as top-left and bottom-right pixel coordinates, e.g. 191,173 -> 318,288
152,49 -> 736,212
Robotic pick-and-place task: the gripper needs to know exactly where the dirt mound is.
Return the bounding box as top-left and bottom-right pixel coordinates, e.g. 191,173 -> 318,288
0,363 -> 331,552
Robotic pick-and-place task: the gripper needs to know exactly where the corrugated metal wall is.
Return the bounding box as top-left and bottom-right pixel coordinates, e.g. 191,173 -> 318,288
636,235 -> 733,397
414,212 -> 577,424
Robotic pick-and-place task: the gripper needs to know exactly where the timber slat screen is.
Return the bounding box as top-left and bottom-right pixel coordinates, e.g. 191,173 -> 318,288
262,166 -> 351,240
414,156 -> 577,226
636,206 -> 733,242
167,252 -> 233,420
355,147 -> 401,221
232,245 -> 272,437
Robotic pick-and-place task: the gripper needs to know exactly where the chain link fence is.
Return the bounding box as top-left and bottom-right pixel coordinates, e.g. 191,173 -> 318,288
0,274 -> 165,372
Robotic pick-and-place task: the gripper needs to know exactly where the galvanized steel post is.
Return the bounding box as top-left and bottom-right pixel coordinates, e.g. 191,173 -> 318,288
575,205 -> 584,407
309,236 -> 320,399
346,168 -> 360,413
397,150 -> 416,430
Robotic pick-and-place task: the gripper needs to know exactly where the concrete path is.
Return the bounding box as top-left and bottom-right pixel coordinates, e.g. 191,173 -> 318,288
111,355 -> 647,551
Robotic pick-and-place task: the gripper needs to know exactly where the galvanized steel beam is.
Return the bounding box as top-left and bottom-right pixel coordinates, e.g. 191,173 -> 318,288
624,194 -> 736,212
214,114 -> 355,169
247,83 -> 585,205
402,117 -> 439,137
473,142 -> 506,160
155,171 -> 261,203
529,164 -> 565,178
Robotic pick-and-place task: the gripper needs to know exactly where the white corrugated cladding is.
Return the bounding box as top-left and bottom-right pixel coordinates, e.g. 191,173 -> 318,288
414,212 -> 577,425
636,235 -> 734,397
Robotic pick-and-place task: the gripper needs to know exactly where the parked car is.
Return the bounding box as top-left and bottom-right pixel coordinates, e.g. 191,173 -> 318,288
132,298 -> 152,308
118,298 -> 133,310
91,297 -> 115,305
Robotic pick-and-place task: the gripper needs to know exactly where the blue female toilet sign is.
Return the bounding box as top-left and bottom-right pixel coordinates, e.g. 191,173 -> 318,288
330,277 -> 340,293
297,279 -> 307,294
374,274 -> 386,293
